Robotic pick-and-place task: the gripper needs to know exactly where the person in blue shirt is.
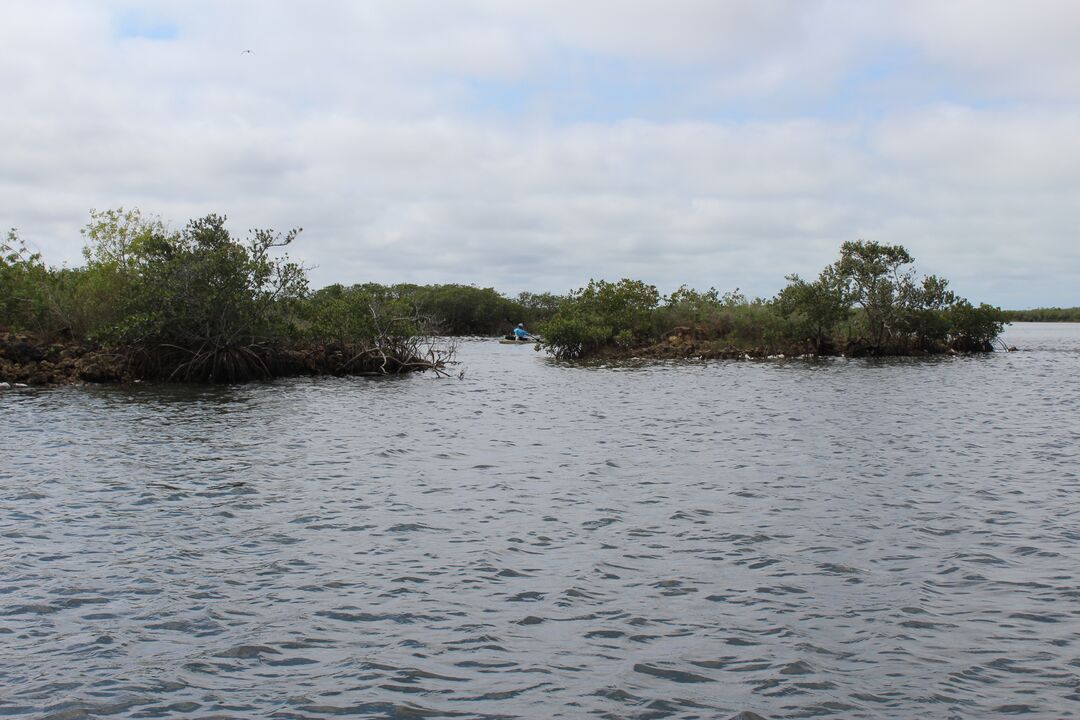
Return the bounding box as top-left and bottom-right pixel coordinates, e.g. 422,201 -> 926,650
512,323 -> 532,341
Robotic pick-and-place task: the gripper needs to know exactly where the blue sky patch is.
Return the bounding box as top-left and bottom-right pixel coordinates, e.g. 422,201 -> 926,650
464,46 -> 705,124
114,10 -> 178,41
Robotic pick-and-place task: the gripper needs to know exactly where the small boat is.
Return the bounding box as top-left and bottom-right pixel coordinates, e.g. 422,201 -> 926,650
499,337 -> 538,344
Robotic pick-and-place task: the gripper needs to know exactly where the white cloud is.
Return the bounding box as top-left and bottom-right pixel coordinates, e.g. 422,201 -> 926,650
892,0 -> 1080,100
2,1 -> 1079,308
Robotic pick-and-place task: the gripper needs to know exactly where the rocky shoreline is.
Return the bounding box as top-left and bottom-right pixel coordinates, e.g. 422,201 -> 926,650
0,332 -> 127,386
0,326 -> 1008,389
572,325 -> 1005,363
0,332 -> 451,387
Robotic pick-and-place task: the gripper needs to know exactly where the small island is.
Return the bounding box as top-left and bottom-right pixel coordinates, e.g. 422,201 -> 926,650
2,209 -> 1007,386
535,240 -> 1006,360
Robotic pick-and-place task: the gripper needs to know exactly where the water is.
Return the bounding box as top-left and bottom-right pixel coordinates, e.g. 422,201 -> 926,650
1,323 -> 1078,719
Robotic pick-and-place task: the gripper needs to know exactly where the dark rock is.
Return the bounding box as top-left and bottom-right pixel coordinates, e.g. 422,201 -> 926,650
27,372 -> 50,385
0,338 -> 45,363
76,356 -> 122,383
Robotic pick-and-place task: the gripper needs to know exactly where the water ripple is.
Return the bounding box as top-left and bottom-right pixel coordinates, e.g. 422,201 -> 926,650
1,325 -> 1079,718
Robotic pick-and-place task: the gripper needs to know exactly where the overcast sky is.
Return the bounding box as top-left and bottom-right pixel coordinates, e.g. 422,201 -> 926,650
3,1 -> 1078,307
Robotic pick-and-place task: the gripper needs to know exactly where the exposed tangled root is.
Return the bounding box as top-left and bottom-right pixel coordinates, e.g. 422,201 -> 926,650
1,331 -> 454,385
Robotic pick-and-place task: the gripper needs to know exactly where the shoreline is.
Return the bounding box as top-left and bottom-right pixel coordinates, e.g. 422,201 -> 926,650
551,325 -> 1009,364
0,333 -> 124,386
0,332 -> 450,387
2,332 -> 1014,389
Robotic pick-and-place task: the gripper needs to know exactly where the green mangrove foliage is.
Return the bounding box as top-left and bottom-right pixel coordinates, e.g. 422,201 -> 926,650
540,240 -> 1005,359
321,283 -> 562,336
105,213 -> 311,380
0,209 -> 451,383
1,229 -> 53,333
540,279 -> 660,358
291,282 -> 562,339
1,215 -> 1013,383
775,269 -> 849,354
396,284 -> 524,335
277,282 -> 562,338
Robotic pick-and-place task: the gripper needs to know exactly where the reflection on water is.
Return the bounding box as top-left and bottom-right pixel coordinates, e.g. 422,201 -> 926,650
2,323 -> 1079,719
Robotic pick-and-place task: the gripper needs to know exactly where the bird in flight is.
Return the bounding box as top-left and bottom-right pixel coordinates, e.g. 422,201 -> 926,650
240,49 -> 254,55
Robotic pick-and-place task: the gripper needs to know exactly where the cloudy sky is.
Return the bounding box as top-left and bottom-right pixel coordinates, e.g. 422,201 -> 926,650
3,1 -> 1079,307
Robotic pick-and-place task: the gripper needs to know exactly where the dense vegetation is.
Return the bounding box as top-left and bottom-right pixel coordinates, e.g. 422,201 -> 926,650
312,283 -> 562,336
538,241 -> 1006,359
1,209 -> 452,383
0,212 -> 1011,384
1003,307 -> 1080,322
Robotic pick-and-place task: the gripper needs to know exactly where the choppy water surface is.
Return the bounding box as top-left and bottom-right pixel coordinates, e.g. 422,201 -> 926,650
2,323 -> 1078,719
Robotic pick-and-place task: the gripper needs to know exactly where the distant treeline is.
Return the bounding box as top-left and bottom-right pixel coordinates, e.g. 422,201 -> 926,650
311,283 -> 563,336
1003,307 -> 1080,322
